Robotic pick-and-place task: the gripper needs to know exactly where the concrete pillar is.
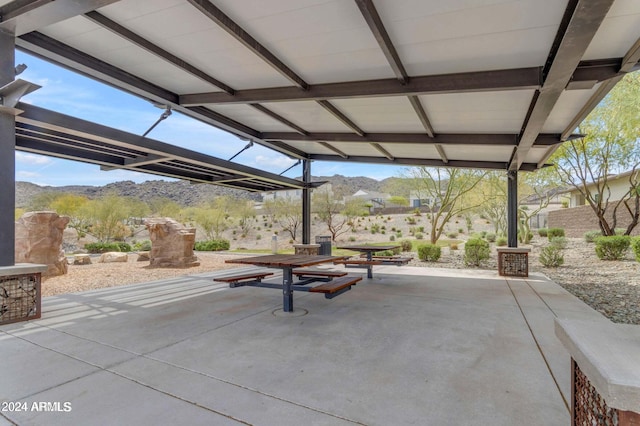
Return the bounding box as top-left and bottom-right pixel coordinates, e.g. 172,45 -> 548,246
0,32 -> 16,266
302,160 -> 311,244
507,170 -> 518,248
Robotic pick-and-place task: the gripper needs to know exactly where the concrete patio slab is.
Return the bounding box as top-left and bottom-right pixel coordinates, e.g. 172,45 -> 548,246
0,266 -> 602,425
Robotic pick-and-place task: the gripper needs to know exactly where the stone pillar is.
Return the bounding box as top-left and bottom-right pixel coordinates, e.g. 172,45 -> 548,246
0,32 -> 16,266
15,211 -> 69,277
144,217 -> 199,268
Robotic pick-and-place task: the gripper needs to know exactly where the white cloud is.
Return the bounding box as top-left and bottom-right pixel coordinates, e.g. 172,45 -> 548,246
15,152 -> 53,166
16,171 -> 41,179
252,155 -> 298,170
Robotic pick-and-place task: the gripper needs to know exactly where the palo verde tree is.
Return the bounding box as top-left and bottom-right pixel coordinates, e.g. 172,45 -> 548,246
407,167 -> 488,244
517,168 -> 559,243
551,72 -> 640,236
81,193 -> 132,242
478,172 -> 507,236
313,188 -> 366,241
263,197 -> 302,241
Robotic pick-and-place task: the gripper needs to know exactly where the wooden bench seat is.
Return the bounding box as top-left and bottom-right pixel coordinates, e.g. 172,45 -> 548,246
334,259 -> 383,266
213,272 -> 274,286
381,257 -> 411,265
309,276 -> 362,298
292,269 -> 348,278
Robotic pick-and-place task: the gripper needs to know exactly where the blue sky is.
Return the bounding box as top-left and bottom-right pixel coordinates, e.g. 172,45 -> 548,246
15,51 -> 404,187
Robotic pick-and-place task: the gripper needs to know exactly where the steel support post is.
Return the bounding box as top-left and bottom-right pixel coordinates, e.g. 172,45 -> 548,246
302,159 -> 311,245
282,268 -> 293,312
0,32 -> 16,267
507,170 -> 518,248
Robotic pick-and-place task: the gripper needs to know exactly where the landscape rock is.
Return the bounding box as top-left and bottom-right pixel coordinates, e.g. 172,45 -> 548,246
136,251 -> 150,262
144,218 -> 199,268
73,254 -> 92,265
99,252 -> 128,263
15,211 -> 69,277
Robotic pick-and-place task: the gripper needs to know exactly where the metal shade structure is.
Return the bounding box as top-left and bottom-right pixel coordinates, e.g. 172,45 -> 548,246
14,102 -> 316,192
1,0 -> 640,263
4,0 -> 637,172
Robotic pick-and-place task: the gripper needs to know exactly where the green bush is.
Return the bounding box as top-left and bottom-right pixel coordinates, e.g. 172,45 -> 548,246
584,230 -> 602,243
194,239 -> 230,251
389,235 -> 396,241
84,242 -> 130,253
549,236 -> 568,249
496,237 -> 508,247
538,228 -> 548,237
632,237 -> 640,262
485,232 -> 496,243
594,235 -> 630,260
547,228 -> 565,240
418,244 -> 441,261
464,238 -> 490,266
132,240 -> 151,251
415,233 -> 424,240
539,246 -> 564,267
400,239 -> 413,252
518,230 -> 533,243
446,231 -> 458,238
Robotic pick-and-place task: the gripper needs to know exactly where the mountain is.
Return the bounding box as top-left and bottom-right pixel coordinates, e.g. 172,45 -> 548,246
15,175 -> 394,208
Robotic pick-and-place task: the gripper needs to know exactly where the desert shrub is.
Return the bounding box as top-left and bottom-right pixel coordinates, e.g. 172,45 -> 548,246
449,243 -> 459,250
594,235 -> 630,260
538,228 -> 548,237
447,231 -> 458,238
132,240 -> 151,251
464,238 -> 490,266
256,234 -> 262,240
539,246 -> 564,267
584,230 -> 602,243
458,228 -> 464,234
418,244 -> 441,261
194,239 -> 230,251
85,242 -> 130,253
348,236 -> 356,242
407,217 -> 416,225
485,232 -> 496,243
518,231 -> 534,243
415,233 -> 424,240
480,231 -> 487,238
389,235 -> 396,241
547,228 -> 565,240
632,237 -> 640,262
549,236 -> 568,249
400,239 -> 413,252
370,224 -> 381,234
496,237 -> 508,247
396,232 -> 402,238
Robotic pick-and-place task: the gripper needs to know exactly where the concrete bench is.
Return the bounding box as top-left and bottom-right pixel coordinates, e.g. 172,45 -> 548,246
309,276 -> 362,299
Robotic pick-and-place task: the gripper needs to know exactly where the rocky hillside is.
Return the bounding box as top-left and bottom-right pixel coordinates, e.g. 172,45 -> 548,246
15,175 -> 393,208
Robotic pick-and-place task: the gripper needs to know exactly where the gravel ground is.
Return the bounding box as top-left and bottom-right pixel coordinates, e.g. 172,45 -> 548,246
42,238 -> 640,325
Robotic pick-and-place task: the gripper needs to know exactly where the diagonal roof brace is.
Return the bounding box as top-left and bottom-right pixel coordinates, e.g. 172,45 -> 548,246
0,78 -> 41,115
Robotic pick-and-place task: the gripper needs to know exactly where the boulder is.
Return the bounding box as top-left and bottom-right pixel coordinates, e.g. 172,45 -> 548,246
136,251 -> 150,262
144,218 -> 199,268
73,254 -> 92,265
98,252 -> 128,263
15,211 -> 69,277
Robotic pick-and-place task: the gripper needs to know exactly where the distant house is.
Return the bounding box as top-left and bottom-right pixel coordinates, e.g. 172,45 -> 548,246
408,191 -> 432,208
562,170 -> 639,207
260,183 -> 333,203
345,190 -> 390,210
548,170 -> 640,237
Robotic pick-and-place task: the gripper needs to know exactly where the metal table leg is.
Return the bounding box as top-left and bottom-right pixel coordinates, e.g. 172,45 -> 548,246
283,268 -> 293,312
366,251 -> 373,279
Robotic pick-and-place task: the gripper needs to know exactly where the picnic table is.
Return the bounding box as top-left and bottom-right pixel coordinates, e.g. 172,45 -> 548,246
223,254 -> 356,312
336,244 -> 409,278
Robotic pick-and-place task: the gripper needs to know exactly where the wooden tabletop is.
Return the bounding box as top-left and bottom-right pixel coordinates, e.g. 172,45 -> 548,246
225,254 -> 348,268
336,244 -> 401,252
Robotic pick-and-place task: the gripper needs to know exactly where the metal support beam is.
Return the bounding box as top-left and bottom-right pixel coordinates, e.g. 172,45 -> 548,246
507,170 -> 518,248
0,32 -> 15,266
302,160 -> 311,244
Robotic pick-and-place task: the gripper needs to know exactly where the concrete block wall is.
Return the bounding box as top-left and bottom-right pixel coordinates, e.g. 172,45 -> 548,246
548,204 -> 640,237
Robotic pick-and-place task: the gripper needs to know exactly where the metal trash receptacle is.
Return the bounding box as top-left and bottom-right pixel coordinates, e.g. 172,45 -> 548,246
315,235 -> 332,255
